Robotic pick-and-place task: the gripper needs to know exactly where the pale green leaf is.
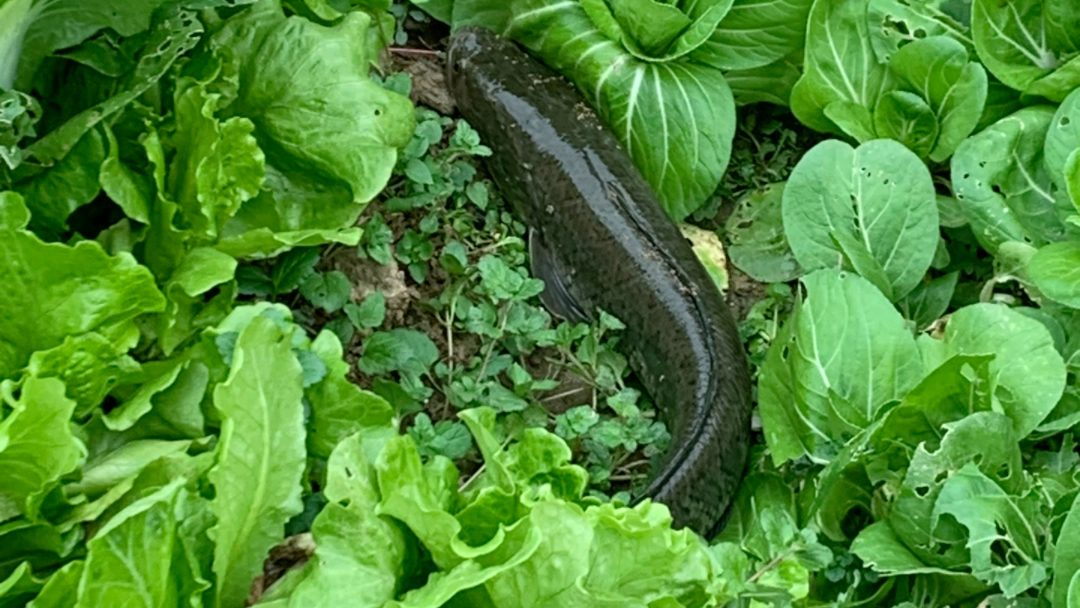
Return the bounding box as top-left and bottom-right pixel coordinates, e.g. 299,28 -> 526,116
287,434 -> 406,608
0,191 -> 165,379
782,139 -> 939,300
1055,493 -> 1080,608
942,303 -> 1066,437
1030,241 -> 1080,309
0,376 -> 85,520
306,330 -> 395,459
791,0 -> 891,135
952,106 -> 1075,254
724,183 -> 801,283
935,463 -> 1049,596
758,270 -> 923,463
209,316 -> 306,608
74,481 -> 185,608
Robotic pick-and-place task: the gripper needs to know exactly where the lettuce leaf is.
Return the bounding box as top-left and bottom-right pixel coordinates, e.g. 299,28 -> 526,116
0,375 -> 85,521
209,315 -> 306,608
0,191 -> 164,381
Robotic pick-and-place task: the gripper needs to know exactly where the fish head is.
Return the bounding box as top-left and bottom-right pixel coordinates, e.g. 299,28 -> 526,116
446,26 -> 511,109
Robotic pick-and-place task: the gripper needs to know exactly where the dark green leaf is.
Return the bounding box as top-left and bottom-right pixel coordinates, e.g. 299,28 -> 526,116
300,271 -> 352,313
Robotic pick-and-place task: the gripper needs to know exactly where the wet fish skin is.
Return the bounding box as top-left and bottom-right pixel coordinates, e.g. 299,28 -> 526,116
446,26 -> 752,537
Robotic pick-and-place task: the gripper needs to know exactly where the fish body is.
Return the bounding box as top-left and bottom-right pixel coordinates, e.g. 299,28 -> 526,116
446,27 -> 751,537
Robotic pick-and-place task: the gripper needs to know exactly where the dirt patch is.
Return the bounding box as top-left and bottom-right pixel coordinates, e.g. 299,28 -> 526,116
392,52 -> 455,115
524,348 -> 594,415
327,247 -> 418,330
726,265 -> 768,322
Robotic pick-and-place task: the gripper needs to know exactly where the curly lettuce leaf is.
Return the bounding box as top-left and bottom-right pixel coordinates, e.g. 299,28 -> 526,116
286,433 -> 407,608
374,408 -> 725,608
168,81 -> 266,242
305,330 -> 395,459
0,191 -> 164,380
73,480 -> 187,608
0,375 -> 85,521
219,0 -> 414,215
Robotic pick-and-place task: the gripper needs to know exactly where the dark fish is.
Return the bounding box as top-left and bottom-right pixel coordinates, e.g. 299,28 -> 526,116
446,26 -> 752,537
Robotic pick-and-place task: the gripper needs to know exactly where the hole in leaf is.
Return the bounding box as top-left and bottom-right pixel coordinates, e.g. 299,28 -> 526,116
1063,116 -> 1072,127
915,485 -> 930,497
913,27 -> 926,38
935,542 -> 952,556
973,453 -> 983,465
997,462 -> 1010,480
100,395 -> 120,414
934,470 -> 948,484
992,184 -> 1003,195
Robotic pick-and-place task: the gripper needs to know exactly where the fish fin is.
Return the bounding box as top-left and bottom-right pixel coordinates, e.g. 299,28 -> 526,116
529,228 -> 590,324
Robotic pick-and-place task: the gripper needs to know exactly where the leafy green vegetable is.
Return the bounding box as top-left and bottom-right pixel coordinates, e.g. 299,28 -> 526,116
0,192 -> 164,380
724,183 -> 801,283
75,480 -> 187,607
1056,494 -> 1080,608
952,106 -> 1075,254
4,0 -> 1080,605
287,432 -> 406,608
759,269 -> 923,463
209,315 -> 306,608
0,375 -> 84,521
1031,241 -> 1080,308
724,52 -> 802,107
782,139 -> 939,300
885,36 -> 987,162
866,0 -> 973,63
791,0 -> 889,136
697,0 -> 813,70
935,463 -> 1048,595
972,0 -> 1080,101
940,303 -> 1065,437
